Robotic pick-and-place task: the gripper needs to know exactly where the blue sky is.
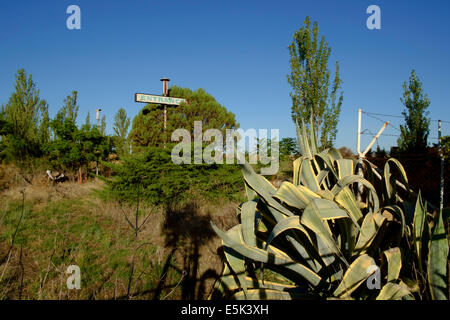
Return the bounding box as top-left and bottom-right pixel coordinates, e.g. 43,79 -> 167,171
1,0 -> 449,152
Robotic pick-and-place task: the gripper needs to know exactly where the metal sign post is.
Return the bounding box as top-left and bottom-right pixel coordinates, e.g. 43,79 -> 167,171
134,78 -> 188,148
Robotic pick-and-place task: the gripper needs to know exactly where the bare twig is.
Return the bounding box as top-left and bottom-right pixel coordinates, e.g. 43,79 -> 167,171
18,244 -> 24,300
39,234 -> 57,299
0,190 -> 26,265
162,270 -> 187,300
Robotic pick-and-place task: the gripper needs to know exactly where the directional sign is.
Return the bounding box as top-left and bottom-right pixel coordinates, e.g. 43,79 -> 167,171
135,93 -> 188,106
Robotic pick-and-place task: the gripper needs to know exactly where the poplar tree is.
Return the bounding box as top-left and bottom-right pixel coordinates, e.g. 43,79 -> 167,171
0,69 -> 48,159
287,16 -> 343,149
113,107 -> 130,157
397,70 -> 431,153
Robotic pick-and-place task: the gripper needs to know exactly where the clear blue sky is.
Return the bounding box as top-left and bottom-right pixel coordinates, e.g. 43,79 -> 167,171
1,0 -> 449,152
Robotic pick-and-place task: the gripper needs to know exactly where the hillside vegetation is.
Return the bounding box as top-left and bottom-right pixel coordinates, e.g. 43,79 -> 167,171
0,165 -> 240,299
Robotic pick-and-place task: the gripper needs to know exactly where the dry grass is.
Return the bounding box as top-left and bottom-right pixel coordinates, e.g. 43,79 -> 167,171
0,164 -> 241,300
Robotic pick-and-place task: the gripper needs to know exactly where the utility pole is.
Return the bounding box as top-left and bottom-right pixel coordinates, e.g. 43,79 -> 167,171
357,108 -> 363,201
96,108 -> 102,129
95,108 -> 102,177
438,120 -> 444,213
356,108 -> 389,202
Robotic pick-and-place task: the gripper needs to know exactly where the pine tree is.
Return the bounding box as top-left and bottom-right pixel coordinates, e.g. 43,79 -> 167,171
287,16 -> 343,149
129,86 -> 238,150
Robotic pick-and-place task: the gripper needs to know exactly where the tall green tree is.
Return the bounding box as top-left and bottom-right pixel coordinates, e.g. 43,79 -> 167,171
62,91 -> 79,124
397,70 -> 431,153
85,111 -> 91,129
0,69 -> 48,160
287,16 -> 343,149
129,86 -> 238,150
100,115 -> 106,136
45,96 -> 111,180
113,107 -> 130,157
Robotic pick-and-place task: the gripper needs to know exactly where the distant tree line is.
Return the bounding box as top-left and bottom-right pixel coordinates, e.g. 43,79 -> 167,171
0,69 -> 132,181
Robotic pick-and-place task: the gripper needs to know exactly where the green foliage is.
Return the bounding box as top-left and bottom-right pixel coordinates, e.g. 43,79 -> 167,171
129,86 -> 238,150
287,17 -> 343,149
0,69 -> 49,160
44,100 -> 112,174
61,91 -> 79,124
280,137 -> 299,157
440,135 -> 450,160
113,107 -> 131,157
103,145 -> 244,206
211,116 -> 448,300
398,70 -> 431,153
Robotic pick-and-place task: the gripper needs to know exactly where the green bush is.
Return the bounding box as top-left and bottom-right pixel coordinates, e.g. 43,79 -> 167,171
103,146 -> 244,206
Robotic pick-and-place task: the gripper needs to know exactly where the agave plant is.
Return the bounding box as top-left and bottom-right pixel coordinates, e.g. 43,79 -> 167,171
210,117 -> 449,300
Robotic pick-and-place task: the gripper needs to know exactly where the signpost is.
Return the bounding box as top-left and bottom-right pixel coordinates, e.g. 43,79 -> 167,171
134,93 -> 187,106
135,78 -> 188,147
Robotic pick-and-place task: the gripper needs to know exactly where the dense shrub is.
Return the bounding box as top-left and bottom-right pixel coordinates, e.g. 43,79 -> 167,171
103,145 -> 244,206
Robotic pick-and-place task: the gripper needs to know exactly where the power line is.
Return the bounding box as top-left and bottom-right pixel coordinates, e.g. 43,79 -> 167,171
363,111 -> 450,124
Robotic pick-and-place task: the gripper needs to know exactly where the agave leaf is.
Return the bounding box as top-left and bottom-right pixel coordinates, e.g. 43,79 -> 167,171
300,158 -> 320,192
383,205 -> 406,237
354,212 -> 386,253
317,189 -> 335,201
384,159 -> 409,202
300,198 -> 349,266
413,192 -> 426,273
295,119 -> 306,159
333,254 -> 376,298
211,222 -> 322,287
224,244 -> 248,298
309,113 -> 319,155
233,289 -> 294,300
382,248 -> 402,282
245,182 -> 258,202
376,282 -> 412,300
337,219 -> 356,260
316,231 -> 337,267
335,159 -> 355,179
327,147 -> 343,161
334,188 -> 363,229
209,263 -> 235,299
241,163 -> 293,217
295,118 -> 313,159
293,157 -> 303,186
273,181 -> 320,210
362,159 -> 375,186
265,216 -> 311,249
332,175 -> 380,213
316,169 -> 331,189
316,151 -> 339,180
285,235 -> 321,273
241,201 -> 258,247
222,275 -> 297,292
428,209 -> 449,300
300,117 -> 313,159
264,216 -> 321,271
